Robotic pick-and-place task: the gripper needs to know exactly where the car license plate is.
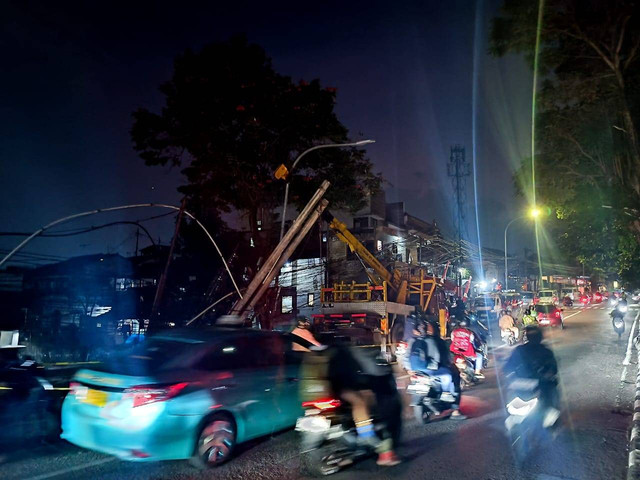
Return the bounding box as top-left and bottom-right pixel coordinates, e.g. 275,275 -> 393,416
83,388 -> 108,407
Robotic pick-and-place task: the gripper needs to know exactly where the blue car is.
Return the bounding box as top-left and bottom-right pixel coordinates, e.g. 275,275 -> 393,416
61,328 -> 306,467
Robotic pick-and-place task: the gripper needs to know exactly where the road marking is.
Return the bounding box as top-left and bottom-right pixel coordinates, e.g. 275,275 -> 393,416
564,311 -> 582,320
25,457 -> 116,480
623,312 -> 640,366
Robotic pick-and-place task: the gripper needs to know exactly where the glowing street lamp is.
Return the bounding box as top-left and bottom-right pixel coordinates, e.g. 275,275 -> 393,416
504,206 -> 542,290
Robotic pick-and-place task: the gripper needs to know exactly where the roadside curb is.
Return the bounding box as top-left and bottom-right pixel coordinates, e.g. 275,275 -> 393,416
628,312 -> 640,480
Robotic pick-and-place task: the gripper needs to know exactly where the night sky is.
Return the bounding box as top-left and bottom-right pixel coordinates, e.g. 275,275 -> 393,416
0,0 -> 533,267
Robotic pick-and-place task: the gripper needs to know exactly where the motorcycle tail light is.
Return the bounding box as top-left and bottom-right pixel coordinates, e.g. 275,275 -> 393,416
302,398 -> 341,411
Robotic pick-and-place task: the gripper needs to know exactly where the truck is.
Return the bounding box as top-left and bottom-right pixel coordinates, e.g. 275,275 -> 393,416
311,212 -> 454,351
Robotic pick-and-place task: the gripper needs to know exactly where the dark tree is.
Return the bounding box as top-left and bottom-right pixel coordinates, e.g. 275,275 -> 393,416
492,0 -> 640,285
131,36 -> 382,246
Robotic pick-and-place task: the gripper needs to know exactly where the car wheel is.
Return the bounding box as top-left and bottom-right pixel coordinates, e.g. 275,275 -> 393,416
191,414 -> 236,469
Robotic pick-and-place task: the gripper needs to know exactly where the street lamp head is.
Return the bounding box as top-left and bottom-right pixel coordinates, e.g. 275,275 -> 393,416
354,139 -> 375,146
530,207 -> 541,218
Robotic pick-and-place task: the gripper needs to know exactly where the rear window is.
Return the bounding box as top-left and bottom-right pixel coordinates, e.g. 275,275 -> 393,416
535,305 -> 555,313
521,292 -> 534,299
538,291 -> 554,297
474,297 -> 491,307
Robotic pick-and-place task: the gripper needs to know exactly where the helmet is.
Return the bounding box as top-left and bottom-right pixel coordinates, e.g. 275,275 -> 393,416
296,316 -> 311,329
458,319 -> 468,328
524,325 -> 543,344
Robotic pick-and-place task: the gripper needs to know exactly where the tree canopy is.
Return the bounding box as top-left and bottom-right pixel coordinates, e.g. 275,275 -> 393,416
131,35 -> 382,246
492,0 -> 640,285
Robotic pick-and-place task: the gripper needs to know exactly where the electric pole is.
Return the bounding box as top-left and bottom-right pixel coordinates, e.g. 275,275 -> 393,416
447,145 -> 470,292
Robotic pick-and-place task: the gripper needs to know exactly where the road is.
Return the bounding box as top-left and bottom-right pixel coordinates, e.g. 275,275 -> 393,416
2,304 -> 635,480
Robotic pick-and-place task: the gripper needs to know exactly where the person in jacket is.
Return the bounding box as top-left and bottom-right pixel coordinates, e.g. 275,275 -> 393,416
450,319 -> 485,379
410,321 -> 466,419
503,325 -> 560,426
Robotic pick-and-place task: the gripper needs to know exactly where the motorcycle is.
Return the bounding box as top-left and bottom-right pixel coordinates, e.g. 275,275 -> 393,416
505,377 -> 560,462
408,371 -> 458,423
562,296 -> 573,307
296,361 -> 402,476
501,328 -> 517,346
453,353 -> 485,388
611,305 -> 626,339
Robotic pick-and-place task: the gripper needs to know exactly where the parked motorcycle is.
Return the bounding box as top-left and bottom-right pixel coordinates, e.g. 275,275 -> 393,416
408,371 -> 459,423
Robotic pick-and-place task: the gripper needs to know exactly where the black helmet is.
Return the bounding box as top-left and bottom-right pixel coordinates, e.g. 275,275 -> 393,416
296,316 -> 311,329
524,325 -> 543,344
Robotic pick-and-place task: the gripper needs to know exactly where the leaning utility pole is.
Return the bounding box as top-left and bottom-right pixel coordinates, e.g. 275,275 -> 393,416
150,199 -> 186,329
447,145 -> 470,292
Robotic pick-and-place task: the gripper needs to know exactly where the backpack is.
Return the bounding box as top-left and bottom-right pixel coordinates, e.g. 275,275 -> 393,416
299,348 -> 333,403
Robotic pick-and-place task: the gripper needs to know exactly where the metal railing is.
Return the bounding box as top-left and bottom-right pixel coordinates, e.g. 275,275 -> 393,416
321,281 -> 388,303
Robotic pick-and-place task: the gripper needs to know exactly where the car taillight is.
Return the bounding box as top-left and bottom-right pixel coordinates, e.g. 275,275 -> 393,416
555,310 -> 561,318
124,382 -> 189,408
302,398 -> 341,410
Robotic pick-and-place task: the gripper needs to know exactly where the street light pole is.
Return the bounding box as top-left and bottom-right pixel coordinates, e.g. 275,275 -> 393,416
279,140 -> 375,240
504,217 -> 524,290
504,207 -> 541,290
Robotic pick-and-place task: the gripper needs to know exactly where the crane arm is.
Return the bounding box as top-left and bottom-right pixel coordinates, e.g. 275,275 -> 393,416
324,211 -> 396,289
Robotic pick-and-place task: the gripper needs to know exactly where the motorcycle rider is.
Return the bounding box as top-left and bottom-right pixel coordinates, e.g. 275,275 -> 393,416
503,325 -> 560,427
499,309 -> 519,341
291,316 -> 321,351
326,342 -> 402,466
450,318 -> 485,379
522,307 -> 538,327
409,321 -> 466,419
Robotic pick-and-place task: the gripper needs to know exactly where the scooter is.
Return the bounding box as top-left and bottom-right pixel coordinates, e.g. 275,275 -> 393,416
296,361 -> 402,476
501,328 -> 517,346
611,305 -> 626,339
408,371 -> 459,423
453,353 -> 482,388
505,377 -> 560,462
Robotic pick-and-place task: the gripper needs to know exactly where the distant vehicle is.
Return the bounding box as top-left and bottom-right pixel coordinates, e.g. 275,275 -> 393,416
61,328 -> 306,467
561,288 -> 578,301
504,291 -> 522,309
536,290 -> 558,305
579,294 -> 591,306
520,291 -> 535,307
592,291 -> 603,303
473,295 -> 502,319
562,296 -> 573,307
534,304 -> 564,329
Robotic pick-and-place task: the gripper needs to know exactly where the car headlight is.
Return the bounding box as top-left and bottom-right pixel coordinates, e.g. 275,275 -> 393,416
506,396 -> 538,416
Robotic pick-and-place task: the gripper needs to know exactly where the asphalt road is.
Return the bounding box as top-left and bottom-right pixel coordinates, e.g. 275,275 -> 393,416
2,304 -> 636,480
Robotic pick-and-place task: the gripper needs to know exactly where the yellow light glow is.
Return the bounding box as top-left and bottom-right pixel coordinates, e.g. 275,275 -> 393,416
530,207 -> 541,218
